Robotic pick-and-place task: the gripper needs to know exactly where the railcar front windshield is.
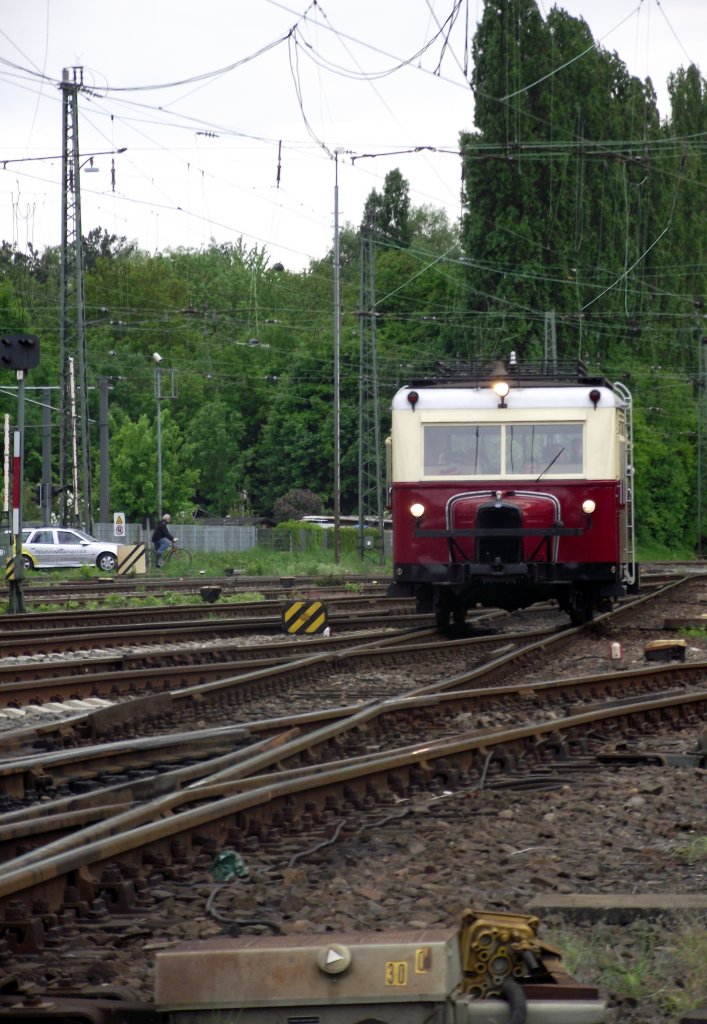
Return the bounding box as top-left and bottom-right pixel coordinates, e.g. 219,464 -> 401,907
424,425 -> 501,475
423,423 -> 584,477
506,424 -> 583,475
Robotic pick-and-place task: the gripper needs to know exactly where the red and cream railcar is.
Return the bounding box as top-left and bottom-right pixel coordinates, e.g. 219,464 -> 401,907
387,361 -> 637,627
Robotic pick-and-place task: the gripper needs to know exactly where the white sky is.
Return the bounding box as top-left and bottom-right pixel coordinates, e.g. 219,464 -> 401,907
1,0 -> 703,271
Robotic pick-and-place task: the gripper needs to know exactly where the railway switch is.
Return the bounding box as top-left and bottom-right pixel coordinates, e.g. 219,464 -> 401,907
155,916 -> 607,1023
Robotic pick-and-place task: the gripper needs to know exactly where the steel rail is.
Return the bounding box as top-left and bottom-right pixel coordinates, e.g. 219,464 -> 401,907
2,647 -> 692,815
0,584 -> 699,777
2,654 -> 702,811
0,574 -> 696,780
0,624 -> 444,688
0,594 -> 413,633
0,688 -> 703,911
0,610 -> 432,657
1,643 -> 704,855
0,628 -> 442,708
0,577 -> 692,905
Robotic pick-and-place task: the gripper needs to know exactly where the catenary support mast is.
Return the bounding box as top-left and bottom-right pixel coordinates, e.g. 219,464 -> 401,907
59,66 -> 92,531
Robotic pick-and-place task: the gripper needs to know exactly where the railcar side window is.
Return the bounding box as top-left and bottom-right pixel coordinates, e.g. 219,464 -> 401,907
506,424 -> 583,475
424,425 -> 502,475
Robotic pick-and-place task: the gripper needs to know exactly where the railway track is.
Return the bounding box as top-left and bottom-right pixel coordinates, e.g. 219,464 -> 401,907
0,572 -> 704,1023
0,575 -> 703,883
0,574 -> 701,756
0,565 -> 692,609
0,637 -> 704,827
0,606 -> 433,658
0,573 -> 382,601
0,682 -> 703,899
0,592 -> 411,632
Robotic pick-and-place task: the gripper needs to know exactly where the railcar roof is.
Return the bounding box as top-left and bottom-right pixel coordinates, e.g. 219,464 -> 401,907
403,358 -> 612,390
392,385 -> 622,410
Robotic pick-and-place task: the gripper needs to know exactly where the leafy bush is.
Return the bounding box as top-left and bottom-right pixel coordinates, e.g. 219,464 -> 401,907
273,489 -> 324,523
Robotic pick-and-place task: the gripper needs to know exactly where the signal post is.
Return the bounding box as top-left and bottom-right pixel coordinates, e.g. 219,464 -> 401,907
1,333 -> 40,614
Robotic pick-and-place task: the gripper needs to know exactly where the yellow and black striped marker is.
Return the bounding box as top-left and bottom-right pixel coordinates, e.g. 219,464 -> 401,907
5,557 -> 15,583
282,599 -> 328,635
117,543 -> 147,575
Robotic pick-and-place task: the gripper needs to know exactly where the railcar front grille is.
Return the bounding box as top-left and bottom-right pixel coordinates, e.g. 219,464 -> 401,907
476,504 -> 522,563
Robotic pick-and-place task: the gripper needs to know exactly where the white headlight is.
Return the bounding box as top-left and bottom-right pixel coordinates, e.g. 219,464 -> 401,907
410,503 -> 425,519
582,499 -> 596,515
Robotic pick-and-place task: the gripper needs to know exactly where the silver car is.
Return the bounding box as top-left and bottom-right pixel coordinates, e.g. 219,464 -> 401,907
18,527 -> 118,571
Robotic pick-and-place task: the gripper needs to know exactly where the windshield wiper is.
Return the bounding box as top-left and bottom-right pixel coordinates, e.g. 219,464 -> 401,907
536,448 -> 565,481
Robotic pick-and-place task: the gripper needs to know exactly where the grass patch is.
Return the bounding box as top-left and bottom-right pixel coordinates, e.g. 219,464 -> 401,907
636,541 -> 697,561
9,548 -> 377,612
548,916 -> 707,1022
679,627 -> 707,640
13,589 -> 271,614
665,835 -> 707,866
200,547 -> 388,580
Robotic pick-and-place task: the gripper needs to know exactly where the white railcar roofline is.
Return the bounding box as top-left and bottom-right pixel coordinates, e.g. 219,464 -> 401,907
392,385 -> 621,411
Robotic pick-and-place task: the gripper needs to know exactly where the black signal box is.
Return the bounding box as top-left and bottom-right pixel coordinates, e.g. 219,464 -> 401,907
0,333 -> 40,370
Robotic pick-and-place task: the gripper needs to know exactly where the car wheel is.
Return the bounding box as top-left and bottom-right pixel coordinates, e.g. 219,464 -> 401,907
97,552 -> 117,572
21,554 -> 34,571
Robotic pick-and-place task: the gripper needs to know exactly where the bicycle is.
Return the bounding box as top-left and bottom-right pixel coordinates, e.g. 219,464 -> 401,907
153,539 -> 193,570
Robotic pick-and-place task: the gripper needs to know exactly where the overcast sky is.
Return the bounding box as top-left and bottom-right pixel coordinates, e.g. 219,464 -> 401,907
1,0 -> 703,271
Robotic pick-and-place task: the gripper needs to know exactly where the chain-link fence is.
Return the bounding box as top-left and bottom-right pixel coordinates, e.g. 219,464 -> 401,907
89,522 -> 391,556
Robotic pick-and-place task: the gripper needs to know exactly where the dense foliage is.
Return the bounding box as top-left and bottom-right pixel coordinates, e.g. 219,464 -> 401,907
0,0 -> 704,551
273,489 -> 324,523
460,1 -> 706,550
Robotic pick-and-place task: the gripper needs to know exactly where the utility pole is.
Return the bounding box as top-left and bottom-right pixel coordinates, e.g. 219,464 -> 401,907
98,377 -> 111,523
152,356 -> 177,520
59,66 -> 92,532
155,359 -> 163,520
357,216 -> 385,565
42,389 -> 52,524
697,315 -> 707,559
333,150 -> 342,564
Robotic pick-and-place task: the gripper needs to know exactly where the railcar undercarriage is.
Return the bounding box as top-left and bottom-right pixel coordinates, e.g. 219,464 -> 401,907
391,564 -> 625,628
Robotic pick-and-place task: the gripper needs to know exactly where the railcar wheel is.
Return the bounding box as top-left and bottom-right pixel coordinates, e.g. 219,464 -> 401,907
435,607 -> 451,629
434,591 -> 452,629
433,591 -> 466,629
415,584 -> 434,615
568,589 -> 595,626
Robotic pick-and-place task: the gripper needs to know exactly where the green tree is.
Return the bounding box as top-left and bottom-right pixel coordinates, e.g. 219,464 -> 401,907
109,410 -> 199,522
184,396 -> 247,516
460,0 -> 667,364
363,169 -> 413,248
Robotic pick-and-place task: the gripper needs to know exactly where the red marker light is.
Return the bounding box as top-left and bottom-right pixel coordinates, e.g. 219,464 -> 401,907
407,391 -> 419,410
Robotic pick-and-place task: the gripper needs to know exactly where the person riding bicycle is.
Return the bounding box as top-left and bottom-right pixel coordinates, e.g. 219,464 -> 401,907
152,512 -> 175,568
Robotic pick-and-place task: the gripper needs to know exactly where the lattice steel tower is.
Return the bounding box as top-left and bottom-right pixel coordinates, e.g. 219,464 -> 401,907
59,66 -> 92,531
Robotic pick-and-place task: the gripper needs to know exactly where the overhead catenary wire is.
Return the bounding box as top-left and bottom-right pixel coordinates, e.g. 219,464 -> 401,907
0,1 -> 701,289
